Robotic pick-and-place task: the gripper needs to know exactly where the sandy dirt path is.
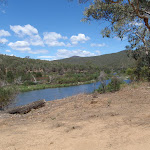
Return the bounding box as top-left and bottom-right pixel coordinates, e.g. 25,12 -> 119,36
1,82 -> 150,150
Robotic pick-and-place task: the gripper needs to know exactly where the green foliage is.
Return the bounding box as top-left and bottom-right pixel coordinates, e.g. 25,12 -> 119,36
18,80 -> 95,92
0,86 -> 18,109
126,66 -> 150,81
56,72 -> 99,84
97,76 -> 123,93
126,68 -> 136,80
81,0 -> 150,78
58,50 -> 135,70
23,81 -> 37,86
34,72 -> 42,78
107,77 -> 123,92
6,71 -> 14,83
0,54 -> 101,85
22,73 -> 32,82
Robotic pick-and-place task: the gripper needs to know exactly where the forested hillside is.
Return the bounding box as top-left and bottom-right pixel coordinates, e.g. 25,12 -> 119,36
56,50 -> 135,70
0,50 -> 135,86
0,54 -> 99,86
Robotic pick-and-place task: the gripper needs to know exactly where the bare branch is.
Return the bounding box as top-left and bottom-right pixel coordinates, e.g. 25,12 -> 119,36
109,0 -> 120,3
128,0 -> 150,31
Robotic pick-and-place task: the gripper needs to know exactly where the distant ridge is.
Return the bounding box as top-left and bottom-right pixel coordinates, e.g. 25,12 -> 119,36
70,56 -> 80,58
55,50 -> 135,69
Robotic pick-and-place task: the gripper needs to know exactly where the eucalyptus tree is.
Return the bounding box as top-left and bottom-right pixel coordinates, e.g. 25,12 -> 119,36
72,0 -> 149,55
79,0 -> 150,31
76,0 -> 150,80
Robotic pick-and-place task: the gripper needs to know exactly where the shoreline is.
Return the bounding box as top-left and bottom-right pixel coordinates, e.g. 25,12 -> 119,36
17,80 -> 97,92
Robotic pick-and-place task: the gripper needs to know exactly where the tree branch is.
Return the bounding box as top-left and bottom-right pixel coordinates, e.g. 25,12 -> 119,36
109,0 -> 120,3
128,0 -> 150,31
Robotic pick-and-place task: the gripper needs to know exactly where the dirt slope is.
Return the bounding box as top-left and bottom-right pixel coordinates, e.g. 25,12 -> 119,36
1,82 -> 150,150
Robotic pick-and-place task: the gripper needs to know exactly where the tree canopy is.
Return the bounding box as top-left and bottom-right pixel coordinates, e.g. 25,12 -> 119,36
80,0 -> 150,31
78,0 -> 150,51
77,0 -> 150,81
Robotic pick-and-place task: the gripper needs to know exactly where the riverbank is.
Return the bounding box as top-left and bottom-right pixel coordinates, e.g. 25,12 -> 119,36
0,80 -> 96,108
1,82 -> 150,150
17,80 -> 96,92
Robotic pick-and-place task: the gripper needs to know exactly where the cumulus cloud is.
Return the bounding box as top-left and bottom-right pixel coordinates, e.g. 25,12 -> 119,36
38,49 -> 100,60
27,34 -> 44,46
8,41 -> 31,51
0,38 -> 8,44
10,24 -> 38,37
95,50 -> 101,55
0,30 -> 11,37
37,56 -> 54,59
28,49 -> 48,54
57,49 -> 95,58
91,43 -> 106,47
70,33 -> 90,45
6,50 -> 11,53
43,32 -> 67,47
8,54 -> 15,56
10,24 -> 44,46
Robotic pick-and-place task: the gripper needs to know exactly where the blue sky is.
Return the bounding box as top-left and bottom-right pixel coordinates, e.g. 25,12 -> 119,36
0,0 -> 128,60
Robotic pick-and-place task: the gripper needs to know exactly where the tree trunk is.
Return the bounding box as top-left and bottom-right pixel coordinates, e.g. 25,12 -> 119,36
7,99 -> 46,114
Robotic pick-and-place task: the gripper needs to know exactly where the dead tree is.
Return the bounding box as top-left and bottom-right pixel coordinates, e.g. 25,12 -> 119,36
7,99 -> 46,114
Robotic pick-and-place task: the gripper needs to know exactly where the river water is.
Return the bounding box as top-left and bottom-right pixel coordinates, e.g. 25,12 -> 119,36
9,79 -> 130,108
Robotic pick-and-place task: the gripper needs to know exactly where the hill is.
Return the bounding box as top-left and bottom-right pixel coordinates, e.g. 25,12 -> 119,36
0,50 -> 135,86
55,50 -> 135,70
0,54 -> 99,86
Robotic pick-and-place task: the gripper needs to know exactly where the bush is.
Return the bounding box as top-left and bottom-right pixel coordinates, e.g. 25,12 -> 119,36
0,86 -> 18,109
97,77 -> 123,93
107,77 -> 123,92
23,81 -> 37,86
126,66 -> 150,82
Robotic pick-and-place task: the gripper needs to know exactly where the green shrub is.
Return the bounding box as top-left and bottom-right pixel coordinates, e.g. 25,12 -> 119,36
23,81 -> 37,86
0,86 -> 18,109
97,77 -> 123,93
107,77 -> 123,92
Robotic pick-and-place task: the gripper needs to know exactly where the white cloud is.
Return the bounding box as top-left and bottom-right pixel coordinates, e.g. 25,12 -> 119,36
43,32 -> 67,47
27,34 -> 44,46
10,24 -> 38,37
6,50 -> 11,53
8,41 -> 31,51
0,30 -> 11,37
70,33 -> 90,45
38,49 -> 100,60
91,43 -> 106,47
37,56 -> 55,59
10,24 -> 44,46
28,49 -> 48,54
7,54 -> 15,56
0,38 -> 8,44
57,49 -> 95,58
95,50 -> 101,55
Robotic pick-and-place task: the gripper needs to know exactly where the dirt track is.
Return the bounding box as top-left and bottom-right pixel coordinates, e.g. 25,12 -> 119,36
1,82 -> 150,150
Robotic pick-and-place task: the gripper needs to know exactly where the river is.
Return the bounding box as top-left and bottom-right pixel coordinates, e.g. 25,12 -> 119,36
8,79 -> 130,108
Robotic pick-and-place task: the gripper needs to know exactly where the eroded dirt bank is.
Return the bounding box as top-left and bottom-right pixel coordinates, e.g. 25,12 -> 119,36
1,82 -> 150,150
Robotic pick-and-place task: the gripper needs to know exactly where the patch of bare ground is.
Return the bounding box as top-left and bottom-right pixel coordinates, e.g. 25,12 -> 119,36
1,82 -> 150,150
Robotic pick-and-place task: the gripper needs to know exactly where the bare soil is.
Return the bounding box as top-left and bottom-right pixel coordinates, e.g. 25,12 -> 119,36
1,82 -> 150,150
